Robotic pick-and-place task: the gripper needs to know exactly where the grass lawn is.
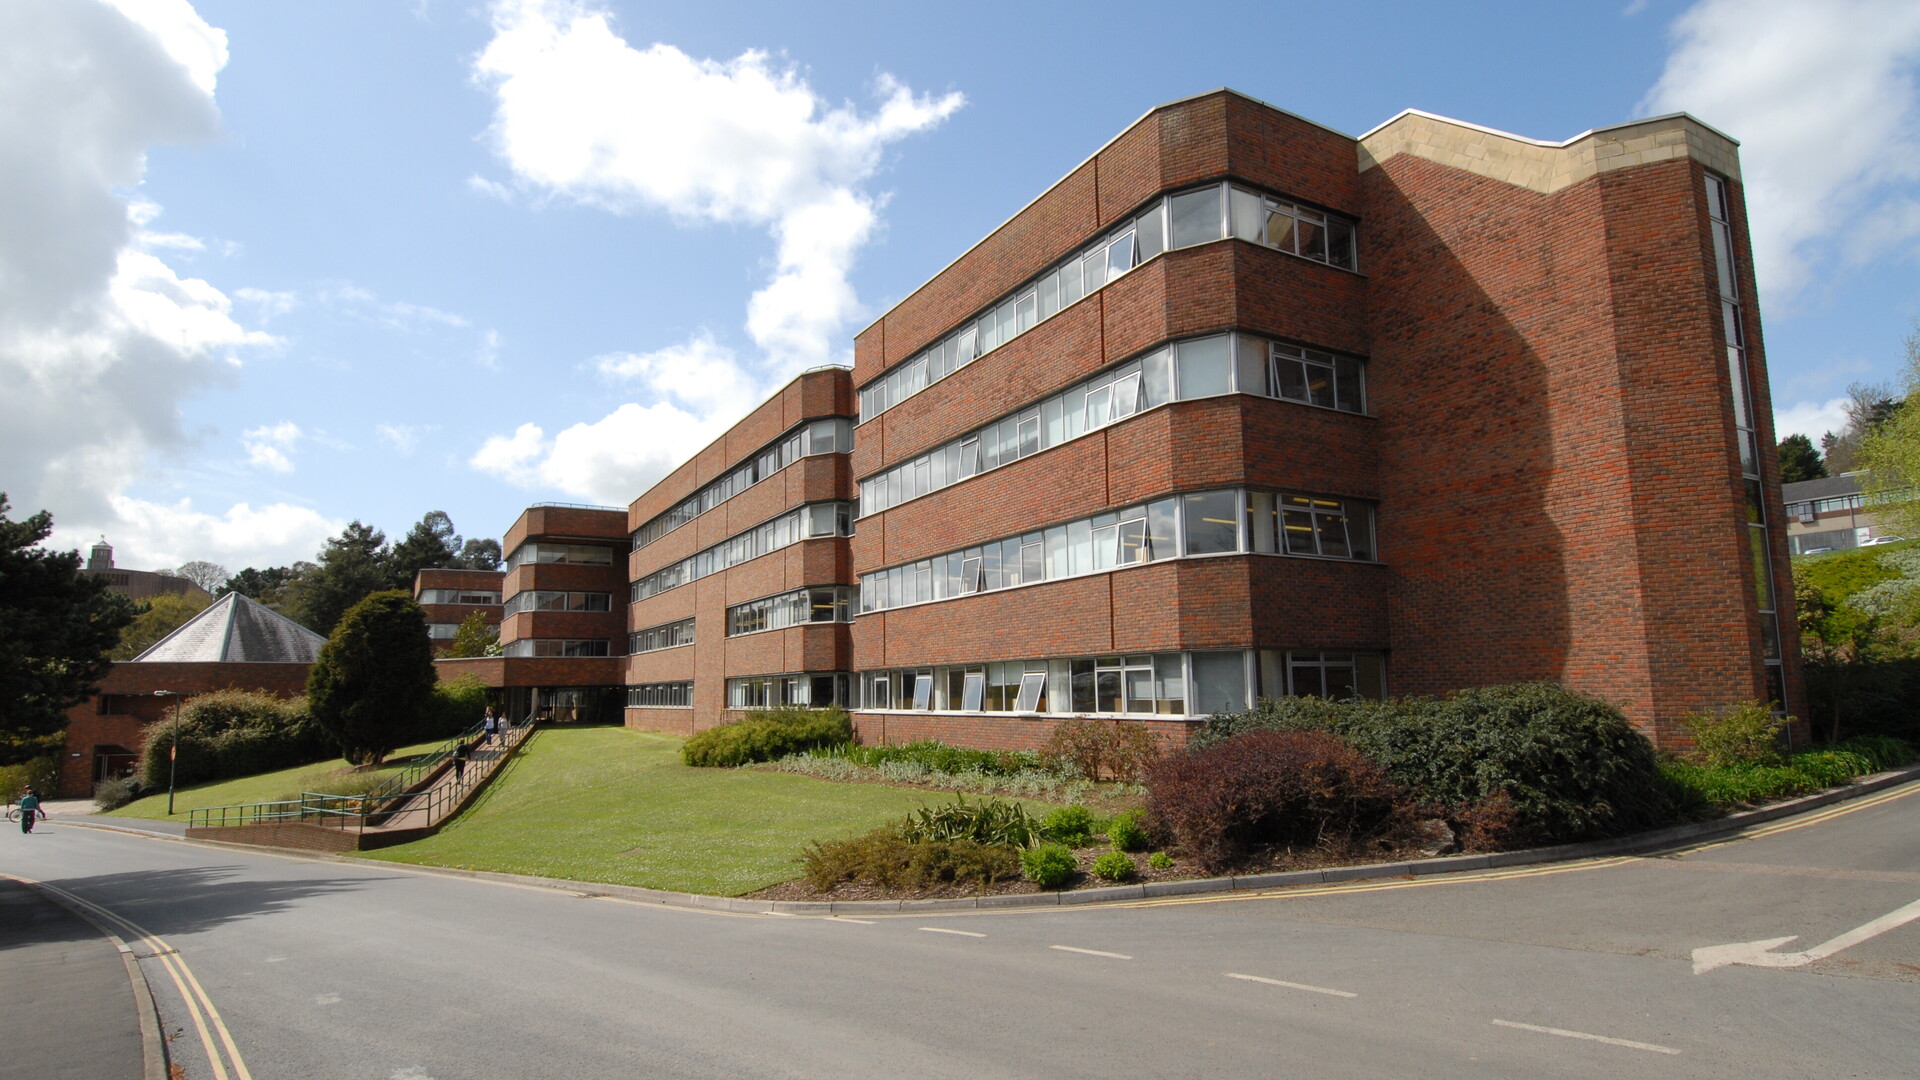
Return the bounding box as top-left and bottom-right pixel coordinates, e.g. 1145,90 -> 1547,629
106,740 -> 446,821
359,726 -> 1057,895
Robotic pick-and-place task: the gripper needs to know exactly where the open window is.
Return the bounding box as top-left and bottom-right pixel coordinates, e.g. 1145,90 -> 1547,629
961,671 -> 986,712
912,673 -> 933,711
1110,371 -> 1142,420
1014,671 -> 1047,713
959,556 -> 983,595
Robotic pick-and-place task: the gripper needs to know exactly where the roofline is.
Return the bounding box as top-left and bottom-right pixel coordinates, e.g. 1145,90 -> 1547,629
132,591 -> 234,662
859,96 -> 1740,345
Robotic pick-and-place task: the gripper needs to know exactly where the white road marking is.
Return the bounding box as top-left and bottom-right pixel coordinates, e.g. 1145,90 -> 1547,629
315,993 -> 341,1006
919,927 -> 986,938
1225,972 -> 1357,998
1490,1019 -> 1680,1055
1692,896 -> 1920,973
1050,945 -> 1132,960
827,917 -> 875,925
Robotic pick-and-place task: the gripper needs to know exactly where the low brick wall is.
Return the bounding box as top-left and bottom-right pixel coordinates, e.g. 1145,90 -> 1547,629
185,821 -> 359,852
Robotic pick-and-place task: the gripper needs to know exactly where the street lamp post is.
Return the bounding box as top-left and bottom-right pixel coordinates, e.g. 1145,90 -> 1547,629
154,691 -> 179,815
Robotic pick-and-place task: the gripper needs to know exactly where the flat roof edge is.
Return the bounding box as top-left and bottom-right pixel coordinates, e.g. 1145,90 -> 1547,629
1357,108 -> 1740,149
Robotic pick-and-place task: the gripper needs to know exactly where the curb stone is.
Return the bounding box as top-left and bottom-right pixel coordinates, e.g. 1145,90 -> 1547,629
9,878 -> 169,1080
62,763 -> 1920,916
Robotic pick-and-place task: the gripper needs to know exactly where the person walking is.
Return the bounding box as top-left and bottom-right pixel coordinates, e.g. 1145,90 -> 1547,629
18,788 -> 41,834
482,706 -> 498,749
453,739 -> 471,783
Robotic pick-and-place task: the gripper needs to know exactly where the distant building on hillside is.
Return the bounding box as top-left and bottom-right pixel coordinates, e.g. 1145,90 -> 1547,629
1783,472 -> 1908,554
79,538 -> 208,603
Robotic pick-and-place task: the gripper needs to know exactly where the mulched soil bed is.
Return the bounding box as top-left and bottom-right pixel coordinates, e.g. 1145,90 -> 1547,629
743,837 -> 1435,903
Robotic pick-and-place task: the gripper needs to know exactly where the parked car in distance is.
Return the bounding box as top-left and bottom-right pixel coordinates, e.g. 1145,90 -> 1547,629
1862,536 -> 1907,546
1800,546 -> 1835,554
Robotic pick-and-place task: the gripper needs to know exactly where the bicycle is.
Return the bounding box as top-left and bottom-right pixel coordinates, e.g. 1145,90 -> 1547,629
5,807 -> 47,824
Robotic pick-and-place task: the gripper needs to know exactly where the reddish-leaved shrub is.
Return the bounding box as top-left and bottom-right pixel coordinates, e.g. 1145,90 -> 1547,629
1145,730 -> 1405,872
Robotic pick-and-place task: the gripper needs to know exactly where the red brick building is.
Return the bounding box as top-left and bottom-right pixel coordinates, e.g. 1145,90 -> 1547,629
413,567 -> 504,654
529,91 -> 1801,751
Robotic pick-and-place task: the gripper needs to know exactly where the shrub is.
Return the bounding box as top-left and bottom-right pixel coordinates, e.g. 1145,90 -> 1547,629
1147,729 -> 1406,872
139,690 -> 334,789
1147,851 -> 1174,870
1021,843 -> 1077,889
1105,809 -> 1148,852
1658,760 -> 1819,809
1686,701 -> 1785,767
683,707 -> 852,767
93,775 -> 145,811
1040,804 -> 1096,847
1040,717 -> 1163,781
425,675 -> 494,743
1835,735 -> 1915,772
1091,851 -> 1135,882
900,797 -> 1037,848
799,827 -> 1020,892
0,754 -> 60,803
1194,683 -> 1671,846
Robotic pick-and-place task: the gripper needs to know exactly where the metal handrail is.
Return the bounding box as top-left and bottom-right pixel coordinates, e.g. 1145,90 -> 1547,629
187,713 -> 536,833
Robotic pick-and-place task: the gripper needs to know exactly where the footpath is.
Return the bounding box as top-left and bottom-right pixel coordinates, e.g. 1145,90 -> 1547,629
0,876 -> 156,1080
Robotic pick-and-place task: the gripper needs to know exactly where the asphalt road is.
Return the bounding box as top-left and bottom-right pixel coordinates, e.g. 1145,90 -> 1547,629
3,783 -> 1916,1080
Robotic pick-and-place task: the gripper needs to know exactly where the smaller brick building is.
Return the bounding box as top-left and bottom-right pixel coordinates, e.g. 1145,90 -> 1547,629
414,567 -> 505,654
55,592 -> 323,796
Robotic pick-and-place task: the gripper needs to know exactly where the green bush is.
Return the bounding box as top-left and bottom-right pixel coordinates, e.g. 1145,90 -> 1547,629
92,774 -> 146,811
821,740 -> 1043,776
683,707 -> 853,767
1040,804 -> 1096,847
1194,683 -> 1671,846
1040,717 -> 1163,780
1147,851 -> 1174,870
1659,737 -> 1914,812
799,827 -> 1020,892
1091,851 -> 1135,882
425,675 -> 494,743
1685,701 -> 1785,767
139,690 -> 334,789
1835,735 -> 1915,771
899,797 -> 1036,848
1021,843 -> 1077,889
1105,809 -> 1148,852
0,754 -> 60,803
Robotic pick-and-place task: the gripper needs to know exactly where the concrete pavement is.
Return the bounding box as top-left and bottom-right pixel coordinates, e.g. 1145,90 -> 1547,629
0,877 -> 156,1080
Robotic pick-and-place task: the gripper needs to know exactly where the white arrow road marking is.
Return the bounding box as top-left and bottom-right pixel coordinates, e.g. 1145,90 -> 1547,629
1692,897 -> 1920,973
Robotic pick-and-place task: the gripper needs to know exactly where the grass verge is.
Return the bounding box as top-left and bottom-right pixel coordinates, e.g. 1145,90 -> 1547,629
105,740 -> 445,820
358,726 -> 1059,896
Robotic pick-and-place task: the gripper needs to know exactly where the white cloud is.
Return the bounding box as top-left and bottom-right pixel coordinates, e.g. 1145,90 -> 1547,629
234,286 -> 299,322
316,283 -> 470,332
1640,0 -> 1920,300
0,0 -> 281,547
476,327 -> 501,369
96,494 -> 341,571
377,423 -> 434,456
466,174 -> 514,201
469,0 -> 960,502
1773,396 -> 1853,441
241,421 -> 300,472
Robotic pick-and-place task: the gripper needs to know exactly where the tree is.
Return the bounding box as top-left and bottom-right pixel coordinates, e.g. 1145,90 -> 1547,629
281,522 -> 393,635
1821,380 -> 1902,474
219,565 -> 297,602
443,611 -> 499,658
111,592 -> 213,660
453,537 -> 502,571
307,590 -> 437,766
1859,327 -> 1920,537
0,495 -> 137,765
390,510 -> 462,587
174,560 -> 229,593
1777,434 -> 1827,484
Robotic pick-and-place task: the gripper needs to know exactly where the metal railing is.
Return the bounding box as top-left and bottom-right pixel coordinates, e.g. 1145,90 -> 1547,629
187,714 -> 535,833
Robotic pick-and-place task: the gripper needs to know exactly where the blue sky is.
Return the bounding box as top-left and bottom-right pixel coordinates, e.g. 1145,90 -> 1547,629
5,0 -> 1919,573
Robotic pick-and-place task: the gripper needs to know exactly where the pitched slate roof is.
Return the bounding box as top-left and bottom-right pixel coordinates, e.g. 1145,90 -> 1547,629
133,592 -> 326,664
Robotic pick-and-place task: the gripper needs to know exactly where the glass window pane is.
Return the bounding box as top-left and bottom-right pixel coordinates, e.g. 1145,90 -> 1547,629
1290,661 -> 1323,699
1038,274 -> 1059,320
1316,509 -> 1351,559
1142,347 -> 1173,407
1307,357 -> 1336,408
1068,519 -> 1092,575
1085,385 -> 1112,429
1248,490 -> 1277,553
1229,187 -> 1264,242
1111,372 -> 1142,419
1096,669 -> 1123,713
1046,525 -> 1069,579
1022,535 -> 1045,582
1146,498 -> 1178,561
1326,217 -> 1355,270
1072,659 -> 1097,712
1335,357 -> 1364,412
1169,186 -> 1224,249
1282,507 -> 1318,554
1348,505 -> 1375,561
998,300 -> 1017,344
1082,249 -> 1107,291
957,327 -> 978,363
1015,672 -> 1046,713
962,672 -> 985,712
1296,212 -> 1326,261
1235,335 -> 1267,395
1043,396 -> 1065,448
912,674 -> 933,710
1016,291 -> 1037,333
1265,206 -> 1296,253
1059,258 -> 1083,306
1750,526 -> 1775,612
1276,353 -> 1307,401
1092,524 -> 1121,570
1183,490 -> 1241,554
1192,651 -> 1247,714
1107,232 -> 1135,278
1135,202 -> 1165,260
1118,519 -> 1148,565
1176,336 -> 1233,398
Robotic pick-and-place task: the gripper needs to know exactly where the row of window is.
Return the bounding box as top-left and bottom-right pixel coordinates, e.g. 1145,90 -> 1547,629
632,418 -> 852,549
630,502 -> 855,604
860,650 -> 1383,716
428,622 -> 459,640
859,487 -> 1376,614
858,333 -> 1366,517
726,586 -> 855,637
418,589 -> 501,606
726,673 -> 855,710
858,181 -> 1360,424
503,542 -> 616,571
630,617 -> 695,654
503,590 -> 612,615
1785,493 -> 1869,517
502,638 -> 614,658
628,682 -> 693,708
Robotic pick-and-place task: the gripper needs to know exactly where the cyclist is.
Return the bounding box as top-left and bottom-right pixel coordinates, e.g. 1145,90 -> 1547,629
17,787 -> 42,834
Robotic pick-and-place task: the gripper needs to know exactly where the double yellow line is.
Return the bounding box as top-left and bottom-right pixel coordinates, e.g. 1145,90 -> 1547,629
4,872 -> 252,1080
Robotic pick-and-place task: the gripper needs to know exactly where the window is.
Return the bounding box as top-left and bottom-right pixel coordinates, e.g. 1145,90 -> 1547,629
631,502 -> 855,603
428,622 -> 459,639
503,639 -> 613,658
726,586 -> 854,636
628,683 -> 692,708
418,588 -> 501,606
630,618 -> 695,654
857,182 -> 1358,424
856,333 -> 1367,517
1014,671 -> 1047,712
1267,651 -> 1384,701
503,543 -> 615,570
633,418 -> 852,548
504,590 -> 612,615
858,487 -> 1377,614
